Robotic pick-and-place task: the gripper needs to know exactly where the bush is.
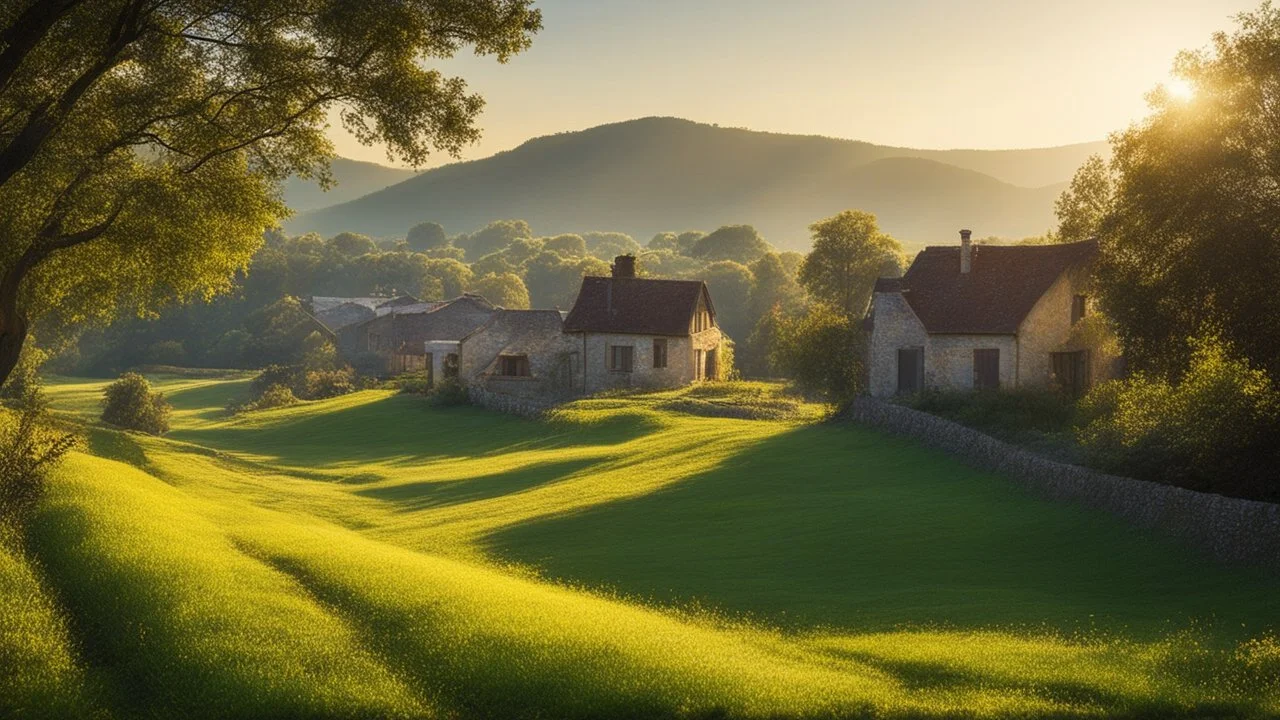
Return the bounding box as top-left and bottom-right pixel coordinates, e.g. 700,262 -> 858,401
253,384 -> 299,410
301,368 -> 355,399
101,373 -> 172,435
397,372 -> 433,395
0,343 -> 48,411
768,304 -> 865,401
0,406 -> 78,520
1076,338 -> 1280,499
250,364 -> 298,398
429,378 -> 470,407
906,388 -> 1079,460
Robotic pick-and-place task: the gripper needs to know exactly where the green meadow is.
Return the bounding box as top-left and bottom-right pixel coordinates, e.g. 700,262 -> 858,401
2,374 -> 1277,718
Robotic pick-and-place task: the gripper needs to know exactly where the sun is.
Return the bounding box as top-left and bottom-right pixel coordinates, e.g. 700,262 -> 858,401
1167,77 -> 1195,101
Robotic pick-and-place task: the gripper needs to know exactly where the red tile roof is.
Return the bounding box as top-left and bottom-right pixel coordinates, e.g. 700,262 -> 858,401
892,240 -> 1097,334
563,276 -> 712,336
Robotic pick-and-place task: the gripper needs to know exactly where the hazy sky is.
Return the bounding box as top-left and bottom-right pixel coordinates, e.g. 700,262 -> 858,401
331,0 -> 1255,167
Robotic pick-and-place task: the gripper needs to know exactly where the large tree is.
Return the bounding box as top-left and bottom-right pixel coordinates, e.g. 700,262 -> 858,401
798,210 -> 902,316
1097,2 -> 1280,378
0,0 -> 541,384
690,225 -> 769,265
1055,154 -> 1114,243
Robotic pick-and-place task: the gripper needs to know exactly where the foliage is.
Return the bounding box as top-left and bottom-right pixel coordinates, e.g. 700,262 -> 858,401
524,252 -> 608,309
328,233 -> 377,258
462,220 -> 534,261
1054,154 -> 1113,243
469,273 -> 531,309
0,0 -> 543,389
429,377 -> 473,407
647,232 -> 679,252
0,406 -> 78,520
1076,337 -> 1280,500
675,231 -> 706,256
406,222 -> 448,251
0,343 -> 48,409
748,252 -> 803,319
690,225 -> 770,264
238,384 -> 299,413
300,332 -> 338,372
396,373 -> 434,396
769,304 -> 865,401
144,340 -> 187,367
582,232 -> 639,260
100,373 -> 171,435
1093,3 -> 1280,378
542,234 -> 587,258
700,261 -> 754,342
905,389 -> 1080,460
799,210 -> 903,317
301,368 -> 357,400
423,258 -> 473,299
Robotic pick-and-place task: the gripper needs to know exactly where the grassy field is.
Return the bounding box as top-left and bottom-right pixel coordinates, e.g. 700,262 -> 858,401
0,374 -> 1276,718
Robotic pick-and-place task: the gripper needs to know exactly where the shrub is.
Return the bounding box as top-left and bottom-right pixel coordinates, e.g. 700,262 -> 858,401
0,343 -> 48,411
301,368 -> 356,399
252,384 -> 299,410
101,373 -> 172,435
0,406 -> 78,520
769,304 -> 865,401
429,378 -> 470,407
397,372 -> 433,395
1076,337 -> 1280,499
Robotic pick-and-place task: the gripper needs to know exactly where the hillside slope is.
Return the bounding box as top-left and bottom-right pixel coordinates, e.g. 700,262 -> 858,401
286,118 -> 1099,247
282,157 -> 417,213
5,375 -> 1276,718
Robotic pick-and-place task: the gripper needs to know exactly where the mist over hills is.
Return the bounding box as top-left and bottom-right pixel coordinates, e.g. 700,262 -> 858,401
287,118 -> 1104,250
282,158 -> 417,212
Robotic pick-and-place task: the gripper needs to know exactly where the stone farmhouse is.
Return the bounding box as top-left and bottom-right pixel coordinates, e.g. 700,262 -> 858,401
310,295 -> 421,333
335,294 -> 497,375
449,255 -> 724,401
867,231 -> 1106,397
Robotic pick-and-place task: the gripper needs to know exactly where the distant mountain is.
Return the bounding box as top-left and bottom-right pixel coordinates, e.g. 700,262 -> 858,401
282,157 -> 417,213
287,118 -> 1103,249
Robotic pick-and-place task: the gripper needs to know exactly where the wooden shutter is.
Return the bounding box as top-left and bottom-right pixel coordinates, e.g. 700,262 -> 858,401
897,348 -> 923,394
1071,295 -> 1087,325
973,349 -> 1000,390
653,339 -> 667,368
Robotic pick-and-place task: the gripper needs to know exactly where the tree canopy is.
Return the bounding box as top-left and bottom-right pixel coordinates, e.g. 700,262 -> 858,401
406,222 -> 448,251
798,211 -> 902,316
469,272 -> 530,309
0,0 -> 541,384
690,225 -> 770,264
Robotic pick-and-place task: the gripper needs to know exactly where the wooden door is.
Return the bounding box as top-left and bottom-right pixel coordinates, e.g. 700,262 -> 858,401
973,349 -> 1000,390
897,347 -> 924,394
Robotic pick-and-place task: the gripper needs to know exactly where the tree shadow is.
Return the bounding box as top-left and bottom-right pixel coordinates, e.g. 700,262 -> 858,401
484,422 -> 1280,637
170,395 -> 655,470
356,458 -> 599,513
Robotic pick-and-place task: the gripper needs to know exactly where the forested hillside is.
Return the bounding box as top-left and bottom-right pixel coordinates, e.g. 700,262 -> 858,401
288,118 -> 1102,248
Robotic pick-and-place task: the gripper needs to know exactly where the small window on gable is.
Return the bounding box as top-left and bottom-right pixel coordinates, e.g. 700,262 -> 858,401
498,354 -> 529,377
608,345 -> 634,373
1071,295 -> 1088,325
653,339 -> 668,369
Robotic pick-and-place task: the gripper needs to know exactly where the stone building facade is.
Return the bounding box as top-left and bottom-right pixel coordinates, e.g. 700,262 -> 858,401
336,294 -> 495,375
562,257 -> 724,395
457,309 -> 581,400
867,233 -> 1107,397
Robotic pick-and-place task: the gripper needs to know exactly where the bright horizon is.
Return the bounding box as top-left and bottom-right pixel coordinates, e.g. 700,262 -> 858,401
329,0 -> 1253,168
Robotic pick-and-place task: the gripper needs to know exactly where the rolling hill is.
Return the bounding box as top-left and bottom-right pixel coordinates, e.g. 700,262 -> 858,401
282,157 -> 418,213
286,118 -> 1106,248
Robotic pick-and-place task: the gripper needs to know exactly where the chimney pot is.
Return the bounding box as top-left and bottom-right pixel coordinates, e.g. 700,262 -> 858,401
612,254 -> 636,279
960,229 -> 972,274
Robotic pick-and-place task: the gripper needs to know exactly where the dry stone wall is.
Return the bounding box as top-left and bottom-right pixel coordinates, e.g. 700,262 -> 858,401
844,397 -> 1280,575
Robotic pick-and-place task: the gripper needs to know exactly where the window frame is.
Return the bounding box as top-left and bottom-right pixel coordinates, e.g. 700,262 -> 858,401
608,344 -> 634,373
653,338 -> 668,369
497,354 -> 530,377
1071,294 -> 1088,325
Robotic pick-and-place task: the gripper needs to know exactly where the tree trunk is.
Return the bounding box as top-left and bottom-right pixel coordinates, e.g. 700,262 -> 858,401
0,261 -> 33,390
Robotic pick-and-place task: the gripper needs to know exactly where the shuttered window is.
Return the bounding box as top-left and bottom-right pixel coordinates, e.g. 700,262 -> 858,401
653,339 -> 668,368
608,345 -> 634,372
973,349 -> 1000,390
897,347 -> 924,394
1051,351 -> 1090,396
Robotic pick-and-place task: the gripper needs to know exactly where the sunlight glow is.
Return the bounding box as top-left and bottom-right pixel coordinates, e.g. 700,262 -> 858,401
1167,77 -> 1196,101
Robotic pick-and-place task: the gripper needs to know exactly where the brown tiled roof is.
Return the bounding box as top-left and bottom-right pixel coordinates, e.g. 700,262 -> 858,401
315,302 -> 376,331
563,277 -> 711,336
893,240 -> 1097,334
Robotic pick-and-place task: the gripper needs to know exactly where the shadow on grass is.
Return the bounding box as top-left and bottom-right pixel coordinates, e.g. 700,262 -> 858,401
85,428 -> 149,471
356,458 -> 599,512
484,423 -> 1280,637
163,378 -> 250,421
171,394 -> 656,469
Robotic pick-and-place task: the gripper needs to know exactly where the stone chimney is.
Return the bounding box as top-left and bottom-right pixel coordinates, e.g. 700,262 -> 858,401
959,229 -> 972,274
612,254 -> 636,279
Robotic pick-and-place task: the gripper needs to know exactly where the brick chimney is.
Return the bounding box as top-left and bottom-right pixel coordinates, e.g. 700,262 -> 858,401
959,229 -> 972,274
612,254 -> 636,279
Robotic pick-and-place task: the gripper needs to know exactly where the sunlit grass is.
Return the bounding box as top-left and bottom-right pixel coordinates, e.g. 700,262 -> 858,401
5,374 -> 1277,717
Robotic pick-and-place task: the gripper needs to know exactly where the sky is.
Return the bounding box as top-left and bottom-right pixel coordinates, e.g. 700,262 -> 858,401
330,0 -> 1256,168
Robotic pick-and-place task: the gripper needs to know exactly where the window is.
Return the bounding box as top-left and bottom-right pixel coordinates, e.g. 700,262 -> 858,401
897,347 -> 924,394
1071,295 -> 1088,325
498,354 -> 530,377
443,353 -> 459,379
973,348 -> 1000,390
608,345 -> 634,372
694,349 -> 704,380
653,339 -> 668,368
1051,351 -> 1091,396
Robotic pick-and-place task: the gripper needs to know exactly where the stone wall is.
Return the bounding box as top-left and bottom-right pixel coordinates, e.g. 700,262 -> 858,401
580,329 -> 721,394
868,291 -> 928,397
466,386 -> 559,418
927,334 -> 1017,390
843,397 -> 1280,574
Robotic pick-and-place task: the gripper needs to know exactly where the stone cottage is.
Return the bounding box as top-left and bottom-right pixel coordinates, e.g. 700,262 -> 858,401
456,309 -> 581,400
867,231 -> 1104,397
561,256 -> 724,394
337,294 -> 496,375
310,295 -> 420,332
